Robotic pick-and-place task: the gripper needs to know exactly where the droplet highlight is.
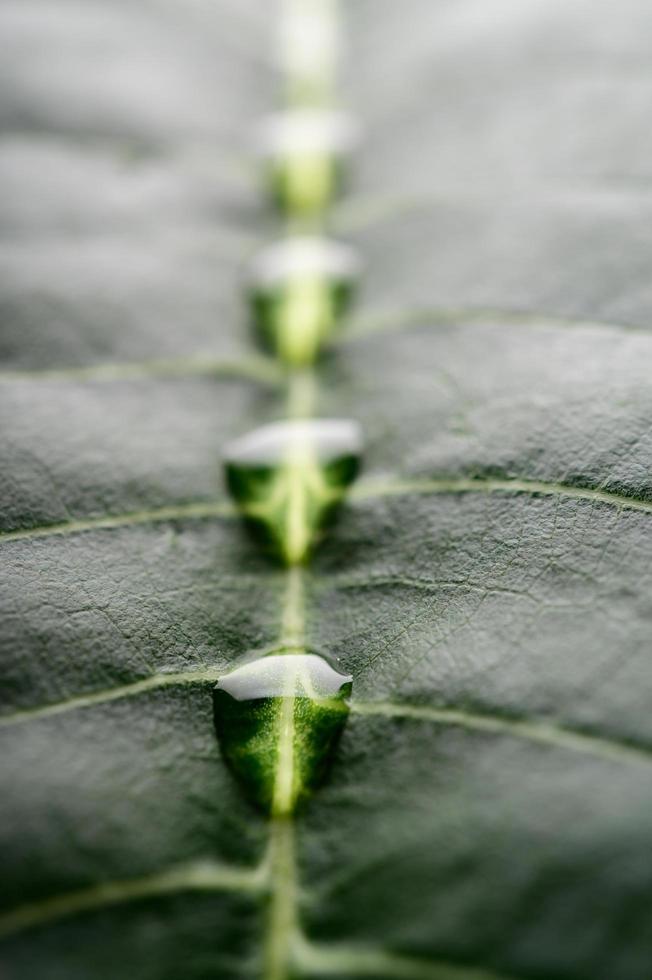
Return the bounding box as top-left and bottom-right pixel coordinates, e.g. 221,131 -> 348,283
248,236 -> 361,365
224,418 -> 362,564
255,110 -> 359,215
214,652 -> 352,814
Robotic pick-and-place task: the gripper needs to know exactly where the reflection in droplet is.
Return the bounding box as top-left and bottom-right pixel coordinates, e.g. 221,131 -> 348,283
255,110 -> 359,215
248,236 -> 361,365
214,652 -> 352,814
224,418 -> 362,564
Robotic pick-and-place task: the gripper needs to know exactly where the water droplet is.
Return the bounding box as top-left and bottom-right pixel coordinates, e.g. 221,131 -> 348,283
255,110 -> 359,215
224,418 -> 362,564
278,10 -> 340,104
214,652 -> 352,814
248,236 -> 361,365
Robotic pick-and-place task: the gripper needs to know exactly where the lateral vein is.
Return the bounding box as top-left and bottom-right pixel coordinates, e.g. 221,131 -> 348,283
0,355 -> 281,386
351,476 -> 652,514
351,701 -> 652,768
0,859 -> 266,939
341,305 -> 652,342
0,500 -> 235,545
294,939 -> 520,980
0,669 -> 223,729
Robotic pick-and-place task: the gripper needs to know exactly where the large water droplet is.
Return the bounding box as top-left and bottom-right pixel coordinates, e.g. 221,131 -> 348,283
255,110 -> 359,215
214,652 -> 352,814
248,236 -> 361,365
224,418 -> 362,564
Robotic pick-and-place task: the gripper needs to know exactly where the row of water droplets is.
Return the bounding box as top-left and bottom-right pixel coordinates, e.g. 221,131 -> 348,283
214,0 -> 362,816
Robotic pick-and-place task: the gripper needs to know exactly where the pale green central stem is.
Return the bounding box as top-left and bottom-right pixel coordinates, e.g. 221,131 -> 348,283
280,369 -> 323,564
273,570 -> 307,816
287,368 -> 317,419
262,0 -> 340,975
281,564 -> 307,646
272,697 -> 298,818
264,565 -> 307,977
265,817 -> 300,980
286,447 -> 313,566
278,278 -> 335,365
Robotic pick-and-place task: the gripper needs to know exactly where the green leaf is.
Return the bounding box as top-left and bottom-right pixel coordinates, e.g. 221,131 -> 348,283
2,2 -> 652,980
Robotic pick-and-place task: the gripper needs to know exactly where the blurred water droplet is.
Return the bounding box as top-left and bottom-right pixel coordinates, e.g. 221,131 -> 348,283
278,9 -> 340,104
224,418 -> 362,564
248,236 -> 360,364
255,110 -> 359,215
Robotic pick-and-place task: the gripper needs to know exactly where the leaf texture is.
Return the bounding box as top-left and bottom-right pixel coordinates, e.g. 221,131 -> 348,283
2,2 -> 652,979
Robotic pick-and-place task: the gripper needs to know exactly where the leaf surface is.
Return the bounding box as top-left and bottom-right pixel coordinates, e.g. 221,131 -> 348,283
2,2 -> 652,979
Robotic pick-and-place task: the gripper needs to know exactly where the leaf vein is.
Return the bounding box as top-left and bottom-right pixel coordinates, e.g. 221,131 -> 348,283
0,859 -> 266,939
352,477 -> 652,513
350,701 -> 652,768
